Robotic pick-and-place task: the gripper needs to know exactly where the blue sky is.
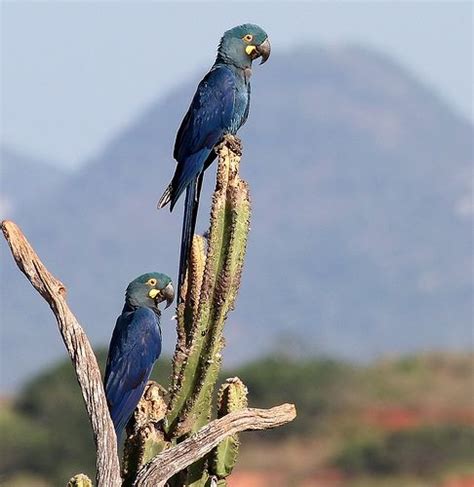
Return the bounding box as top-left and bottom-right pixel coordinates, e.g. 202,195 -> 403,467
1,1 -> 472,168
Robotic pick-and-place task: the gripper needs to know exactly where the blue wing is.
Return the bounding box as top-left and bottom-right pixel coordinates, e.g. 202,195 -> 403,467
157,65 -> 238,293
164,64 -> 237,209
104,307 -> 162,440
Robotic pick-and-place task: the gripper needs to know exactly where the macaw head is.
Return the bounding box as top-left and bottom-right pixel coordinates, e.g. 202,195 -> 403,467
217,24 -> 271,69
125,272 -> 174,311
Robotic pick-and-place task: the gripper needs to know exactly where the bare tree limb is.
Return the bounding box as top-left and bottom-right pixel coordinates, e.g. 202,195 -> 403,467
134,403 -> 297,487
1,220 -> 121,487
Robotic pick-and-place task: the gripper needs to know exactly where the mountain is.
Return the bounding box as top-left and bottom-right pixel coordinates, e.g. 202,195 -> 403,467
0,146 -> 68,218
1,45 -> 472,390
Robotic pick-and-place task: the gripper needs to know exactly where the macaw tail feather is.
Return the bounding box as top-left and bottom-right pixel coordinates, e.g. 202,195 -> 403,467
178,175 -> 203,300
157,184 -> 172,209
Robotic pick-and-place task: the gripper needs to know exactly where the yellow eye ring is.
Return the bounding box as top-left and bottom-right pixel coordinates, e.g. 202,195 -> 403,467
243,34 -> 253,43
147,278 -> 157,286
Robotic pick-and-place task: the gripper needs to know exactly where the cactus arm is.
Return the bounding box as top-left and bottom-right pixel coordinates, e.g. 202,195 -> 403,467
209,378 -> 249,482
167,234 -> 207,423
122,382 -> 168,486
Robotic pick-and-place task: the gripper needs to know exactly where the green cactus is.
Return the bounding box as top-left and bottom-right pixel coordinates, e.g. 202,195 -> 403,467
209,377 -> 248,482
165,139 -> 250,436
122,381 -> 168,486
161,137 -> 250,486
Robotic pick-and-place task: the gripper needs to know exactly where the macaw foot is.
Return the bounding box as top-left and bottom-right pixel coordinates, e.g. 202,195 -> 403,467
222,134 -> 243,156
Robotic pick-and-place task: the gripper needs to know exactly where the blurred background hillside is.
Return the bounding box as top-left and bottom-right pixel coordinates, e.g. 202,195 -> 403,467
1,2 -> 472,486
1,351 -> 473,486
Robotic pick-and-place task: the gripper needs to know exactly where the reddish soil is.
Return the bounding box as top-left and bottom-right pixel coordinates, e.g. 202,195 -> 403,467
441,477 -> 474,487
228,471 -> 286,487
362,406 -> 474,431
299,469 -> 345,487
228,469 -> 345,487
229,472 -> 474,487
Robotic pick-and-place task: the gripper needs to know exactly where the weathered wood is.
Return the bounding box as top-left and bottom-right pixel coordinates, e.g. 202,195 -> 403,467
1,220 -> 121,487
134,403 -> 297,487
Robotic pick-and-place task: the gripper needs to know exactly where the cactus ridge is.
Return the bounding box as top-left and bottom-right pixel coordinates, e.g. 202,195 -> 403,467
209,378 -> 248,482
165,184 -> 230,433
177,149 -> 250,436
186,186 -> 250,430
168,234 -> 207,406
165,141 -> 250,441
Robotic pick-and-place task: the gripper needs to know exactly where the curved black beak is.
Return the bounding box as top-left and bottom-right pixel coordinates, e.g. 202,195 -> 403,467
163,282 -> 175,308
157,282 -> 175,309
256,38 -> 271,65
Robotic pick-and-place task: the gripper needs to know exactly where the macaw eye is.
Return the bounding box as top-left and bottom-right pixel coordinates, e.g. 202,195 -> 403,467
243,34 -> 253,43
147,278 -> 157,286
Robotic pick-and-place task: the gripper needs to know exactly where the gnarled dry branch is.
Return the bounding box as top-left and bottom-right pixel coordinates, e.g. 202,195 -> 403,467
134,403 -> 297,487
1,220 -> 121,487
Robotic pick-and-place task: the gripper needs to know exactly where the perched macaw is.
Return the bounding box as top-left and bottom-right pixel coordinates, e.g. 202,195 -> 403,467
104,272 -> 174,440
158,24 -> 270,295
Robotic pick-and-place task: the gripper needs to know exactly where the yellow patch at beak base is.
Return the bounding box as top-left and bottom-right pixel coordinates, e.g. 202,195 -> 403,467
148,289 -> 160,299
245,45 -> 256,56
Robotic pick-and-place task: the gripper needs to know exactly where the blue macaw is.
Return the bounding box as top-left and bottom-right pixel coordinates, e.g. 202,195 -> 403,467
104,272 -> 174,440
158,24 -> 270,295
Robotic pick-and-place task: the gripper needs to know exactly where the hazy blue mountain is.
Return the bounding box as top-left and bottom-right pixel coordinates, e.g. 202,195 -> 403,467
1,45 -> 472,390
0,146 -> 68,218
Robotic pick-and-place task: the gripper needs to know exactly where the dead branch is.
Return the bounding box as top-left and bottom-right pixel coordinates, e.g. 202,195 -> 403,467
134,403 -> 297,487
1,220 -> 121,487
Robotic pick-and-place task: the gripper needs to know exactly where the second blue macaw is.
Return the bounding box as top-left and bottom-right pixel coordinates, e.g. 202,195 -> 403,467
104,272 -> 174,440
158,24 -> 270,295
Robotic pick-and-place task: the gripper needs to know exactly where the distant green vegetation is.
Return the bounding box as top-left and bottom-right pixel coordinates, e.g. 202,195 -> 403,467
1,351 -> 472,486
335,425 -> 474,475
229,356 -> 353,436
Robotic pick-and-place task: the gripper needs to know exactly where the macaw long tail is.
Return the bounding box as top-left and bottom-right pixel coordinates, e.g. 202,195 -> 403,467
177,174 -> 203,301
157,184 -> 172,209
